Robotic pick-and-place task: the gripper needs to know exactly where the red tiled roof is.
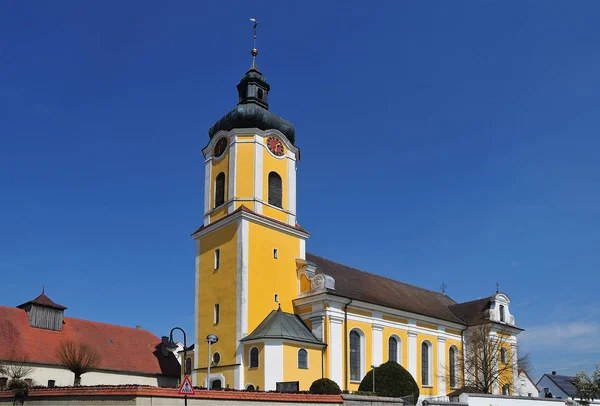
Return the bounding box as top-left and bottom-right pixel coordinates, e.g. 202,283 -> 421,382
0,306 -> 179,377
192,205 -> 309,236
18,293 -> 66,310
0,385 -> 343,403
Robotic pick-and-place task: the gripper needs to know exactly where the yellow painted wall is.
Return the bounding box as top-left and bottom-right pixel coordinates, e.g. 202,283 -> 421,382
347,308 -> 372,317
262,205 -> 288,223
382,327 -> 408,370
197,366 -> 235,389
296,306 -> 312,315
498,344 -> 514,394
244,343 -> 264,390
196,221 -> 239,370
283,344 -> 322,390
210,152 -> 229,211
416,322 -> 437,331
180,352 -> 194,383
235,141 -> 254,198
247,222 -> 301,332
299,274 -> 311,293
210,205 -> 228,222
383,315 -> 407,324
417,333 -> 438,396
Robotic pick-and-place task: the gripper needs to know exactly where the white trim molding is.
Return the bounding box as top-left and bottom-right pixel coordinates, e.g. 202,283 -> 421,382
437,335 -> 446,396
372,323 -> 384,367
263,340 -> 283,390
329,315 -> 344,389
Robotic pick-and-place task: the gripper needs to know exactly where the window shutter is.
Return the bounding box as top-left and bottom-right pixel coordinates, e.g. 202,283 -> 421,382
215,173 -> 225,207
268,172 -> 282,208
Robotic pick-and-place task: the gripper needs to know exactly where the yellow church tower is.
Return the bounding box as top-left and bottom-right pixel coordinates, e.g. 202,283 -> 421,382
190,40 -> 314,390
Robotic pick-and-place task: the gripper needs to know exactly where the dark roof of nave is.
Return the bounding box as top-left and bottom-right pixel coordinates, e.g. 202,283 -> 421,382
241,307 -> 325,346
191,205 -> 309,236
307,253 -> 466,325
448,296 -> 492,326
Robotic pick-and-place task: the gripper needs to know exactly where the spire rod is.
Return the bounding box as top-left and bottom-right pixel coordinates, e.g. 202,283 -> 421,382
249,18 -> 260,70
42,285 -> 45,294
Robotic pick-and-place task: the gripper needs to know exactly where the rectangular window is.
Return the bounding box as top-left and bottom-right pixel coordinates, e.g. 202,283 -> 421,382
214,249 -> 220,270
273,248 -> 278,259
214,304 -> 220,325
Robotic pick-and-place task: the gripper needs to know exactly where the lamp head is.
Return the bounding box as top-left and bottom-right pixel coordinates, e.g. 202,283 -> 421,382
206,334 -> 219,344
163,335 -> 179,353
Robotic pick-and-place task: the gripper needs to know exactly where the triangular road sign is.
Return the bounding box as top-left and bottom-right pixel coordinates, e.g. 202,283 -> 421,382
178,376 -> 195,395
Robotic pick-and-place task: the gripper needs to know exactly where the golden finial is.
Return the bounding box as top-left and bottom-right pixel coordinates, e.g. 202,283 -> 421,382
249,18 -> 260,68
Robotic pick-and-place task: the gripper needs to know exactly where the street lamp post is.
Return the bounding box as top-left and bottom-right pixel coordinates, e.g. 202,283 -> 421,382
164,327 -> 188,406
205,334 -> 219,390
371,365 -> 377,393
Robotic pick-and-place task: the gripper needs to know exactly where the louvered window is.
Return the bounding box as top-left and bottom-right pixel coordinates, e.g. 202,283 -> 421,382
215,172 -> 225,208
350,330 -> 361,381
268,172 -> 282,208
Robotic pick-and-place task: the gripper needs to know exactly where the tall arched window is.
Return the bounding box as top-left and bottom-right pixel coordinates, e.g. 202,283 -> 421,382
349,330 -> 362,381
500,347 -> 508,364
215,172 -> 225,208
421,341 -> 431,386
449,346 -> 458,388
499,305 -> 505,322
249,347 -> 259,368
185,357 -> 192,375
268,172 -> 282,208
388,336 -> 398,363
298,348 -> 308,369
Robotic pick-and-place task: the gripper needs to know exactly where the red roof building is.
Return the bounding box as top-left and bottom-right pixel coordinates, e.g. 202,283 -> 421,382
0,293 -> 179,388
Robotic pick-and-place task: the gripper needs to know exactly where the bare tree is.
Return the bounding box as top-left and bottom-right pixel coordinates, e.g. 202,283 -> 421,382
0,359 -> 33,381
517,352 -> 532,376
573,364 -> 600,402
460,322 -> 517,394
56,340 -> 101,386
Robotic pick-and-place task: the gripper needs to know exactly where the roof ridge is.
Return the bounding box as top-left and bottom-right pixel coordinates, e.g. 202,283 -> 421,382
449,296 -> 493,308
63,316 -> 157,335
307,253 -> 456,302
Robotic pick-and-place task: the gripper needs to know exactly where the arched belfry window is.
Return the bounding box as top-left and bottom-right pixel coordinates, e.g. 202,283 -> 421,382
215,172 -> 225,208
268,172 -> 282,208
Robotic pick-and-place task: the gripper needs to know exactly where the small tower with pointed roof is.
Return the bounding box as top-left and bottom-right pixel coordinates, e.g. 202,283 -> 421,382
17,289 -> 66,331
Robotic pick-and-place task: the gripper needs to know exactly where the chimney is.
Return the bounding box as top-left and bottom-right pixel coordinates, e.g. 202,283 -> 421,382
552,371 -> 556,375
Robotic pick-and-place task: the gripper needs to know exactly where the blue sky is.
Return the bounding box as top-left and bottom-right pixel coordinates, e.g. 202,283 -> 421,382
1,1 -> 599,379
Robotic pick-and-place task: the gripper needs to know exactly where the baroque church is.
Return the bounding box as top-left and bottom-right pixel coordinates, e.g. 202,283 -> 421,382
183,42 -> 523,400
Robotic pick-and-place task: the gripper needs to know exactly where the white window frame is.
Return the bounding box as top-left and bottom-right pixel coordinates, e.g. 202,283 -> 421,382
349,328 -> 366,383
214,248 -> 220,270
214,303 -> 220,325
388,334 -> 401,364
248,346 -> 259,368
421,340 -> 433,387
297,348 -> 309,369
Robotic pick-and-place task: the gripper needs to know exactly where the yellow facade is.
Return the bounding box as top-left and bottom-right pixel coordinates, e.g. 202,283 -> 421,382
235,142 -> 254,198
416,333 -> 438,396
382,326 -> 409,370
247,222 -> 301,331
283,344 -> 322,390
244,343 -> 264,390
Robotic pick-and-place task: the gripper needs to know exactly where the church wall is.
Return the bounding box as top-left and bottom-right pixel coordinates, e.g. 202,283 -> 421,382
445,338 -> 463,392
346,318 -> 373,392
261,143 -> 289,221
196,221 -> 239,370
382,326 -> 409,370
282,343 -> 322,390
247,222 -> 301,333
244,343 -> 264,390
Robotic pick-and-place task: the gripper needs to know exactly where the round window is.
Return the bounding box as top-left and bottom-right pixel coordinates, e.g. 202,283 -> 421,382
212,352 -> 221,365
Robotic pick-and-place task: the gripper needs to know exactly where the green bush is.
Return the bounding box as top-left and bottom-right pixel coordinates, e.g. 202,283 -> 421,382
7,379 -> 29,397
358,361 -> 419,400
309,378 -> 341,395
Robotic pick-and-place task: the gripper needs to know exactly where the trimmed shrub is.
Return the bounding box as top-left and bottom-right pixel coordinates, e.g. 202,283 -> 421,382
309,378 -> 341,395
358,361 -> 419,400
8,379 -> 29,397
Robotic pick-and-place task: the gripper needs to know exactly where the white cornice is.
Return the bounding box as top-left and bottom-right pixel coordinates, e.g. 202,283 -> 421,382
192,208 -> 309,240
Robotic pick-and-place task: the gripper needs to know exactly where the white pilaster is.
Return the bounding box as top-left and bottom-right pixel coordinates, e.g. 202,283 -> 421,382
329,316 -> 344,389
228,141 -> 236,213
310,315 -> 325,342
287,157 -> 296,226
299,239 -> 306,260
253,137 -> 263,213
193,252 -> 200,387
263,340 -> 284,390
437,335 -> 446,397
408,328 -> 418,380
372,323 -> 384,367
235,218 -> 249,389
511,343 -> 518,394
204,160 -> 211,225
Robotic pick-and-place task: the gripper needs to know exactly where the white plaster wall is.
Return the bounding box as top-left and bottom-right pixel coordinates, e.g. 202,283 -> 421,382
516,371 -> 539,397
7,364 -> 173,387
460,393 -> 580,406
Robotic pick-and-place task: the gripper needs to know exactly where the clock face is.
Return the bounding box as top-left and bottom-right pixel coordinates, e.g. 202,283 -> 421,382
214,137 -> 228,158
267,136 -> 285,156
